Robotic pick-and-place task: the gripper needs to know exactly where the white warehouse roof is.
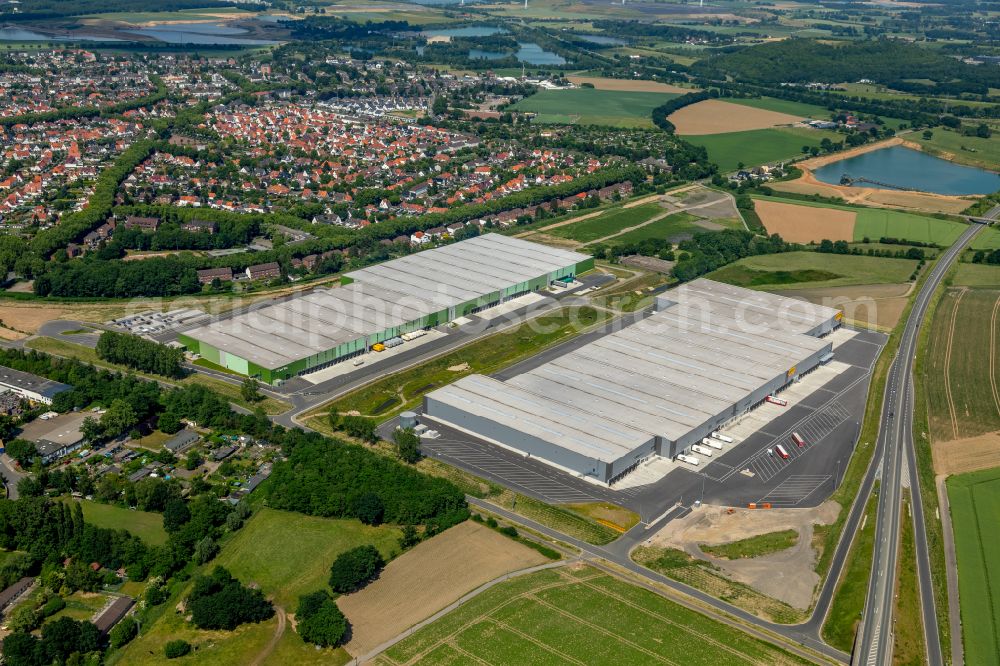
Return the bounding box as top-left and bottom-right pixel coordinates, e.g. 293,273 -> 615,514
344,234 -> 590,307
426,278 -> 839,457
182,282 -> 447,369
184,234 -> 589,370
429,374 -> 653,463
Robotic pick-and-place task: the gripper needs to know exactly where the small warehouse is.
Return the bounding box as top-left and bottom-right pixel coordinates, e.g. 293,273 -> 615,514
180,234 -> 592,384
423,278 -> 841,484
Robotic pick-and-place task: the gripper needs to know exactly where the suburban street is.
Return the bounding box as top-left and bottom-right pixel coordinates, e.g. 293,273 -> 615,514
854,220 -> 986,666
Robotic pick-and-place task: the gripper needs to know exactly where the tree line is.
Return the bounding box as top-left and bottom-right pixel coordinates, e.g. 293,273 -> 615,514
96,331 -> 186,379
651,90 -> 718,134
672,229 -> 794,282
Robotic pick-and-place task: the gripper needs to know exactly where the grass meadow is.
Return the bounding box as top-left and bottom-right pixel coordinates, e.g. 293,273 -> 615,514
947,467 -> 1000,666
548,203 -> 665,243
511,88 -> 680,127
709,251 -> 917,290
113,509 -> 398,666
912,127 -> 1000,172
68,500 -> 168,546
375,566 -> 810,665
684,127 -> 841,171
212,508 -> 401,609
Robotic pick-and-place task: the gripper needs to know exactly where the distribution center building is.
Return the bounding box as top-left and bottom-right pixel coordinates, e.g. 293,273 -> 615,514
179,234 -> 593,384
423,278 -> 843,484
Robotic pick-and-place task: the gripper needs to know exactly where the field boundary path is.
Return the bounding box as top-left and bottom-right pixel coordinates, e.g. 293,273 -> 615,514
942,288 -> 967,440
582,194 -> 736,247
936,475 -> 963,666
352,560 -> 572,665
249,605 -> 286,666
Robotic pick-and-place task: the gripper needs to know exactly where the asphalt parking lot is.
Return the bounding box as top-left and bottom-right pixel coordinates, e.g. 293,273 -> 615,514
404,326 -> 886,523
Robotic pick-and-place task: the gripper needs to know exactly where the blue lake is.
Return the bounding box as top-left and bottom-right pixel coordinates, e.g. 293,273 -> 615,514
0,27 -> 122,42
126,22 -> 277,45
813,145 -> 1000,196
424,26 -> 506,37
516,42 -> 565,65
470,42 -> 565,64
574,34 -> 626,45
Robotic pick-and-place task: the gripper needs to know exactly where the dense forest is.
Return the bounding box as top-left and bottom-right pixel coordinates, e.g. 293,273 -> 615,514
693,39 -> 1000,95
1,0 -> 239,21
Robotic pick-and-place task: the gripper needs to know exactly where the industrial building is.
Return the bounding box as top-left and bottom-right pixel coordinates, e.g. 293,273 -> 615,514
0,366 -> 71,405
423,278 -> 842,484
179,234 -> 593,384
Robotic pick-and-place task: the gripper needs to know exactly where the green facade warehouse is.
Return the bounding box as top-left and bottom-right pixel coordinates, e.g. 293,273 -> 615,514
178,234 -> 593,384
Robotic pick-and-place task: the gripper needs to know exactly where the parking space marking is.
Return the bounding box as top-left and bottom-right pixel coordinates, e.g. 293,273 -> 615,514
719,398 -> 854,484
758,475 -> 831,507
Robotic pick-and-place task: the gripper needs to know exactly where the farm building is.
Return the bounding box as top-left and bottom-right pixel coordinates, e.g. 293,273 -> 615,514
179,234 -> 592,384
423,279 -> 842,484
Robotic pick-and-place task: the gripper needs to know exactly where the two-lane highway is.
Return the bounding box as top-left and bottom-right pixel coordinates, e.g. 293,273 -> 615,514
854,220 -> 985,666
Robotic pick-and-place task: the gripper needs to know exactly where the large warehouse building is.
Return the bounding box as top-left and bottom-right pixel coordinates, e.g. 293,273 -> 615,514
179,234 -> 593,384
423,278 -> 843,484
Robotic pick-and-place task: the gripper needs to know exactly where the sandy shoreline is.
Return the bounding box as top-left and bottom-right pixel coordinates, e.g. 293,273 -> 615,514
778,137 -> 978,215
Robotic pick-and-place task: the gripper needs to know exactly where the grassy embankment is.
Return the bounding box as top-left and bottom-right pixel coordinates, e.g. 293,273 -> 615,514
709,251 -> 918,290
700,530 -> 799,560
631,545 -> 807,624
821,485 -> 879,651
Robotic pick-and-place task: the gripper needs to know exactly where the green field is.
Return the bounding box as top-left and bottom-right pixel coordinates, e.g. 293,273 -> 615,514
376,567 -> 810,665
548,203 -> 665,242
911,127 -> 1000,172
606,211 -> 720,245
67,500 -> 168,546
924,288 -> 1000,441
854,209 -> 965,245
511,88 -> 680,127
725,97 -> 830,120
709,251 -> 918,289
114,509 -> 395,666
685,127 -> 841,172
947,467 -> 1000,665
754,195 -> 968,245
213,508 -> 400,609
953,262 -> 1000,287
971,227 -> 1000,251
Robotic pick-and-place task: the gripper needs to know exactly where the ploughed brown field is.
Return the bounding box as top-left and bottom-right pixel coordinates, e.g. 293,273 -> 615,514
754,199 -> 856,243
668,99 -> 804,135
336,521 -> 547,657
